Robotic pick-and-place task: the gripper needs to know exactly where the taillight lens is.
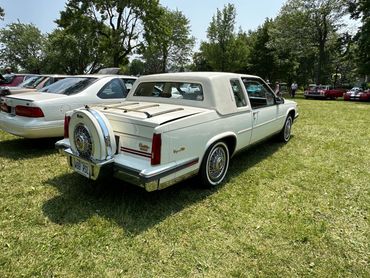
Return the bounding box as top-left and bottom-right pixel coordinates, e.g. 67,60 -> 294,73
64,115 -> 71,138
151,133 -> 161,165
15,105 -> 44,117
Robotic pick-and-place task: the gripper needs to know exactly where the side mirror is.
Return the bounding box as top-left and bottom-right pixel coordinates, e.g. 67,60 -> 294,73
276,97 -> 285,104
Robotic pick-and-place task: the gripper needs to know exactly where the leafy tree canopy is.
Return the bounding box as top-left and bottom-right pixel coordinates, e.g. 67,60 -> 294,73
348,0 -> 370,75
57,0 -> 162,67
0,22 -> 45,73
142,7 -> 195,73
196,4 -> 249,72
272,0 -> 347,84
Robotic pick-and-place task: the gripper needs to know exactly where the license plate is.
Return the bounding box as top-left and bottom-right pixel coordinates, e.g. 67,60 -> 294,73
73,158 -> 90,178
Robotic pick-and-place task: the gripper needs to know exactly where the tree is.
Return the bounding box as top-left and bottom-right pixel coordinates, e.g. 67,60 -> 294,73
43,27 -> 102,74
197,4 -> 249,72
272,0 -> 347,84
348,0 -> 370,78
44,9 -> 107,74
57,0 -> 162,67
128,58 -> 145,75
247,19 -> 277,81
142,7 -> 194,73
0,22 -> 46,73
191,51 -> 213,71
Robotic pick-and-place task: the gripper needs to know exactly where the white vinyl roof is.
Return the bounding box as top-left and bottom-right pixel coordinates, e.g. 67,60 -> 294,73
127,72 -> 263,115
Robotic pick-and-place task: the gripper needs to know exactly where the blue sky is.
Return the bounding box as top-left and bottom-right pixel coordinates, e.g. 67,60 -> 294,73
0,0 -> 287,46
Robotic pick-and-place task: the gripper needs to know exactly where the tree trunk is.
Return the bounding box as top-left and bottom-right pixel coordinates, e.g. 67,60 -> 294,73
161,51 -> 167,73
316,40 -> 325,84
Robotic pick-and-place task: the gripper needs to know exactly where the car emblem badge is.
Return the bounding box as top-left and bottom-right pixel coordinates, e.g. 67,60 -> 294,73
76,135 -> 85,151
77,114 -> 84,119
139,143 -> 149,152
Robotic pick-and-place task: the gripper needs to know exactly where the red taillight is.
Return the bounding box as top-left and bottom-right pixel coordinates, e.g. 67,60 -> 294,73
151,133 -> 161,165
15,105 -> 44,118
64,115 -> 71,138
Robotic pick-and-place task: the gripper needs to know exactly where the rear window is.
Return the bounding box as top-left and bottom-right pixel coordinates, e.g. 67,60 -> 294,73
1,74 -> 15,84
133,82 -> 204,101
39,77 -> 97,95
18,76 -> 45,88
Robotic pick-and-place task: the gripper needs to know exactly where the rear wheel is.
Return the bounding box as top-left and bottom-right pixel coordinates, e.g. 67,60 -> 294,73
199,141 -> 230,187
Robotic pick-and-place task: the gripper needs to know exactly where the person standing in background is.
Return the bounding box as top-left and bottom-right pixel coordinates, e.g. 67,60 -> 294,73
4,67 -> 12,74
291,82 -> 298,98
275,81 -> 280,96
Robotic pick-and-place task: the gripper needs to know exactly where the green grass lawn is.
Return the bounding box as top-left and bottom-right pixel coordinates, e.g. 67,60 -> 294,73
0,97 -> 369,277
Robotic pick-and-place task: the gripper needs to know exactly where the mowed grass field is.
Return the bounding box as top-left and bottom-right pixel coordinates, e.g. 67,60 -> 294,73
0,97 -> 369,277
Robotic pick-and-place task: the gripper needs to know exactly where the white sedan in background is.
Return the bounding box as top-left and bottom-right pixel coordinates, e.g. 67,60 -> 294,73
0,75 -> 137,138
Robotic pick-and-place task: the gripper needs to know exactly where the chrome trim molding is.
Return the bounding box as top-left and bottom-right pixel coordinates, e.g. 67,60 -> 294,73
86,108 -> 114,159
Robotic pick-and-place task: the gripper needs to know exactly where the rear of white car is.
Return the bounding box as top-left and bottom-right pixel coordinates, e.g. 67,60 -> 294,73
0,75 -> 137,138
58,101 -> 211,191
0,92 -> 68,138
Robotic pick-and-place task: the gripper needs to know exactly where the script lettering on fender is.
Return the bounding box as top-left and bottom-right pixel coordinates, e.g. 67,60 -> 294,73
173,147 -> 185,154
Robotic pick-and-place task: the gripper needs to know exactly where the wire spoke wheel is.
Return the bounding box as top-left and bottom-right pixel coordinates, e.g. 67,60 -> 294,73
278,115 -> 293,143
200,141 -> 230,187
207,146 -> 227,181
283,117 -> 292,141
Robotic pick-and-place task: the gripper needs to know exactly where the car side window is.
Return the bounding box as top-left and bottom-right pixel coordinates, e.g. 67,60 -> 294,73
230,79 -> 247,107
97,78 -> 127,99
242,78 -> 275,109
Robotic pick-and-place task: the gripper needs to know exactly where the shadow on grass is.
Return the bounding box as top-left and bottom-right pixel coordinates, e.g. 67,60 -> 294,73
42,137 -> 286,236
347,100 -> 370,105
0,137 -> 60,159
227,137 -> 286,180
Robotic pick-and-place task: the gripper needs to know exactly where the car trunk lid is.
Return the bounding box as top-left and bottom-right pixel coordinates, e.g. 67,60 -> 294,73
91,101 -> 209,164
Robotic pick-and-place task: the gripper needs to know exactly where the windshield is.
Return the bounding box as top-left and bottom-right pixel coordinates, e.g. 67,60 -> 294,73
133,82 -> 204,101
350,87 -> 362,92
39,77 -> 97,95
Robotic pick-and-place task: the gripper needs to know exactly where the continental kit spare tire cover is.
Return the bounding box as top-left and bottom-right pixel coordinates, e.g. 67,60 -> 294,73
69,108 -> 116,161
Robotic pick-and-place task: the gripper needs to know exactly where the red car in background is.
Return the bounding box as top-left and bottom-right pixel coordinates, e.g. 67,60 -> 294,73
344,87 -> 370,101
0,74 -> 38,87
304,84 -> 345,99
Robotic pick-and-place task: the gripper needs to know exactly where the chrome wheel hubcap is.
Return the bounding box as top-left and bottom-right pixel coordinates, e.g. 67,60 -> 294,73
284,118 -> 292,141
74,124 -> 92,158
208,146 -> 226,181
